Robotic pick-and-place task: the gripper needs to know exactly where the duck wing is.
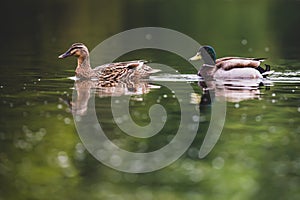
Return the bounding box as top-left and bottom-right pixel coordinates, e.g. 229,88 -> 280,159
216,57 -> 266,62
94,60 -> 158,81
216,57 -> 266,70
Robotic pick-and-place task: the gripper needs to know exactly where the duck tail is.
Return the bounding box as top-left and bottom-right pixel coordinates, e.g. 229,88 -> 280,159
253,58 -> 267,62
139,60 -> 148,64
149,69 -> 161,74
264,64 -> 270,72
261,64 -> 274,77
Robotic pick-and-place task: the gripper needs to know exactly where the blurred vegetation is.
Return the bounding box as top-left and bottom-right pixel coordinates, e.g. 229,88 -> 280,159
1,0 -> 300,199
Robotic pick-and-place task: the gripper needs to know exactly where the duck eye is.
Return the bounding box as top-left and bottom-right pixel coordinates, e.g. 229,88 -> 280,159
70,49 -> 78,55
69,46 -> 84,54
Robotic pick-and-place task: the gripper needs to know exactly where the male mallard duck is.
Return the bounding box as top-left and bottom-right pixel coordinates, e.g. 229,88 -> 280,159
190,46 -> 271,79
58,43 -> 159,81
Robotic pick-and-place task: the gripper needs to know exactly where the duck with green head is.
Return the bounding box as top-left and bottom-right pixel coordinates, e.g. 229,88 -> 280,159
190,46 -> 271,80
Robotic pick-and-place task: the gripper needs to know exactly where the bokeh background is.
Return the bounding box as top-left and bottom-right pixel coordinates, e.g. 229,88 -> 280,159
1,0 -> 300,199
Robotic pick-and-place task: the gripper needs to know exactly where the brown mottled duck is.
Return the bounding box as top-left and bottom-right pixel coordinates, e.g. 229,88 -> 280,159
58,43 -> 159,81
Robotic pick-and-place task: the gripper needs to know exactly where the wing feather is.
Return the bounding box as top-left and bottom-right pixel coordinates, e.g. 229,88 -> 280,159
216,57 -> 265,70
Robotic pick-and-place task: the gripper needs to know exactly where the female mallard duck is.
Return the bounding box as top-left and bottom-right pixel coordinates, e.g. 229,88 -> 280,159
189,46 -> 271,79
58,43 -> 159,81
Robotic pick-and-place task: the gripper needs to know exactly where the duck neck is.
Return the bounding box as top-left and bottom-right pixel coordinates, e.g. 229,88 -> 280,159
208,53 -> 216,65
75,55 -> 95,78
206,58 -> 216,65
202,51 -> 216,65
77,54 -> 90,68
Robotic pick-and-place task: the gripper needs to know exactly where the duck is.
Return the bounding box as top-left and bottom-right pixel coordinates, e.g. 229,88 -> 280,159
189,46 -> 272,80
58,43 -> 159,81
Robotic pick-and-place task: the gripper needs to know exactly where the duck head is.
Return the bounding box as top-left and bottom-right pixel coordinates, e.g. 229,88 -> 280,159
59,43 -> 91,70
189,46 -> 217,64
58,43 -> 89,59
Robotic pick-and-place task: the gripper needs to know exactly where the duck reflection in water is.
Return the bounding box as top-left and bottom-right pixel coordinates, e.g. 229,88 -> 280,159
70,79 -> 154,116
198,79 -> 268,107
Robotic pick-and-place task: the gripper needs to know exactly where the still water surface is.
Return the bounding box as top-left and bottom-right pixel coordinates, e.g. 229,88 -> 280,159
1,0 -> 300,199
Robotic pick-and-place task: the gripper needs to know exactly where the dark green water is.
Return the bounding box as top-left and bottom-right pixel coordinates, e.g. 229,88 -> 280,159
1,0 -> 300,199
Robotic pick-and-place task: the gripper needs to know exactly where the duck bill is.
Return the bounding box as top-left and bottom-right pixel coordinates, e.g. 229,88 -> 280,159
189,52 -> 202,61
58,49 -> 72,59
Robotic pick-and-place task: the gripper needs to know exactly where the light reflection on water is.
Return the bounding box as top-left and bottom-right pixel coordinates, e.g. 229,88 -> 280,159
1,59 -> 300,198
1,0 -> 300,197
269,71 -> 300,82
151,71 -> 300,84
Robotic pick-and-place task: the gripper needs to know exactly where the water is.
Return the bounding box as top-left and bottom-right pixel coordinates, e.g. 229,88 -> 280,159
1,0 -> 300,199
